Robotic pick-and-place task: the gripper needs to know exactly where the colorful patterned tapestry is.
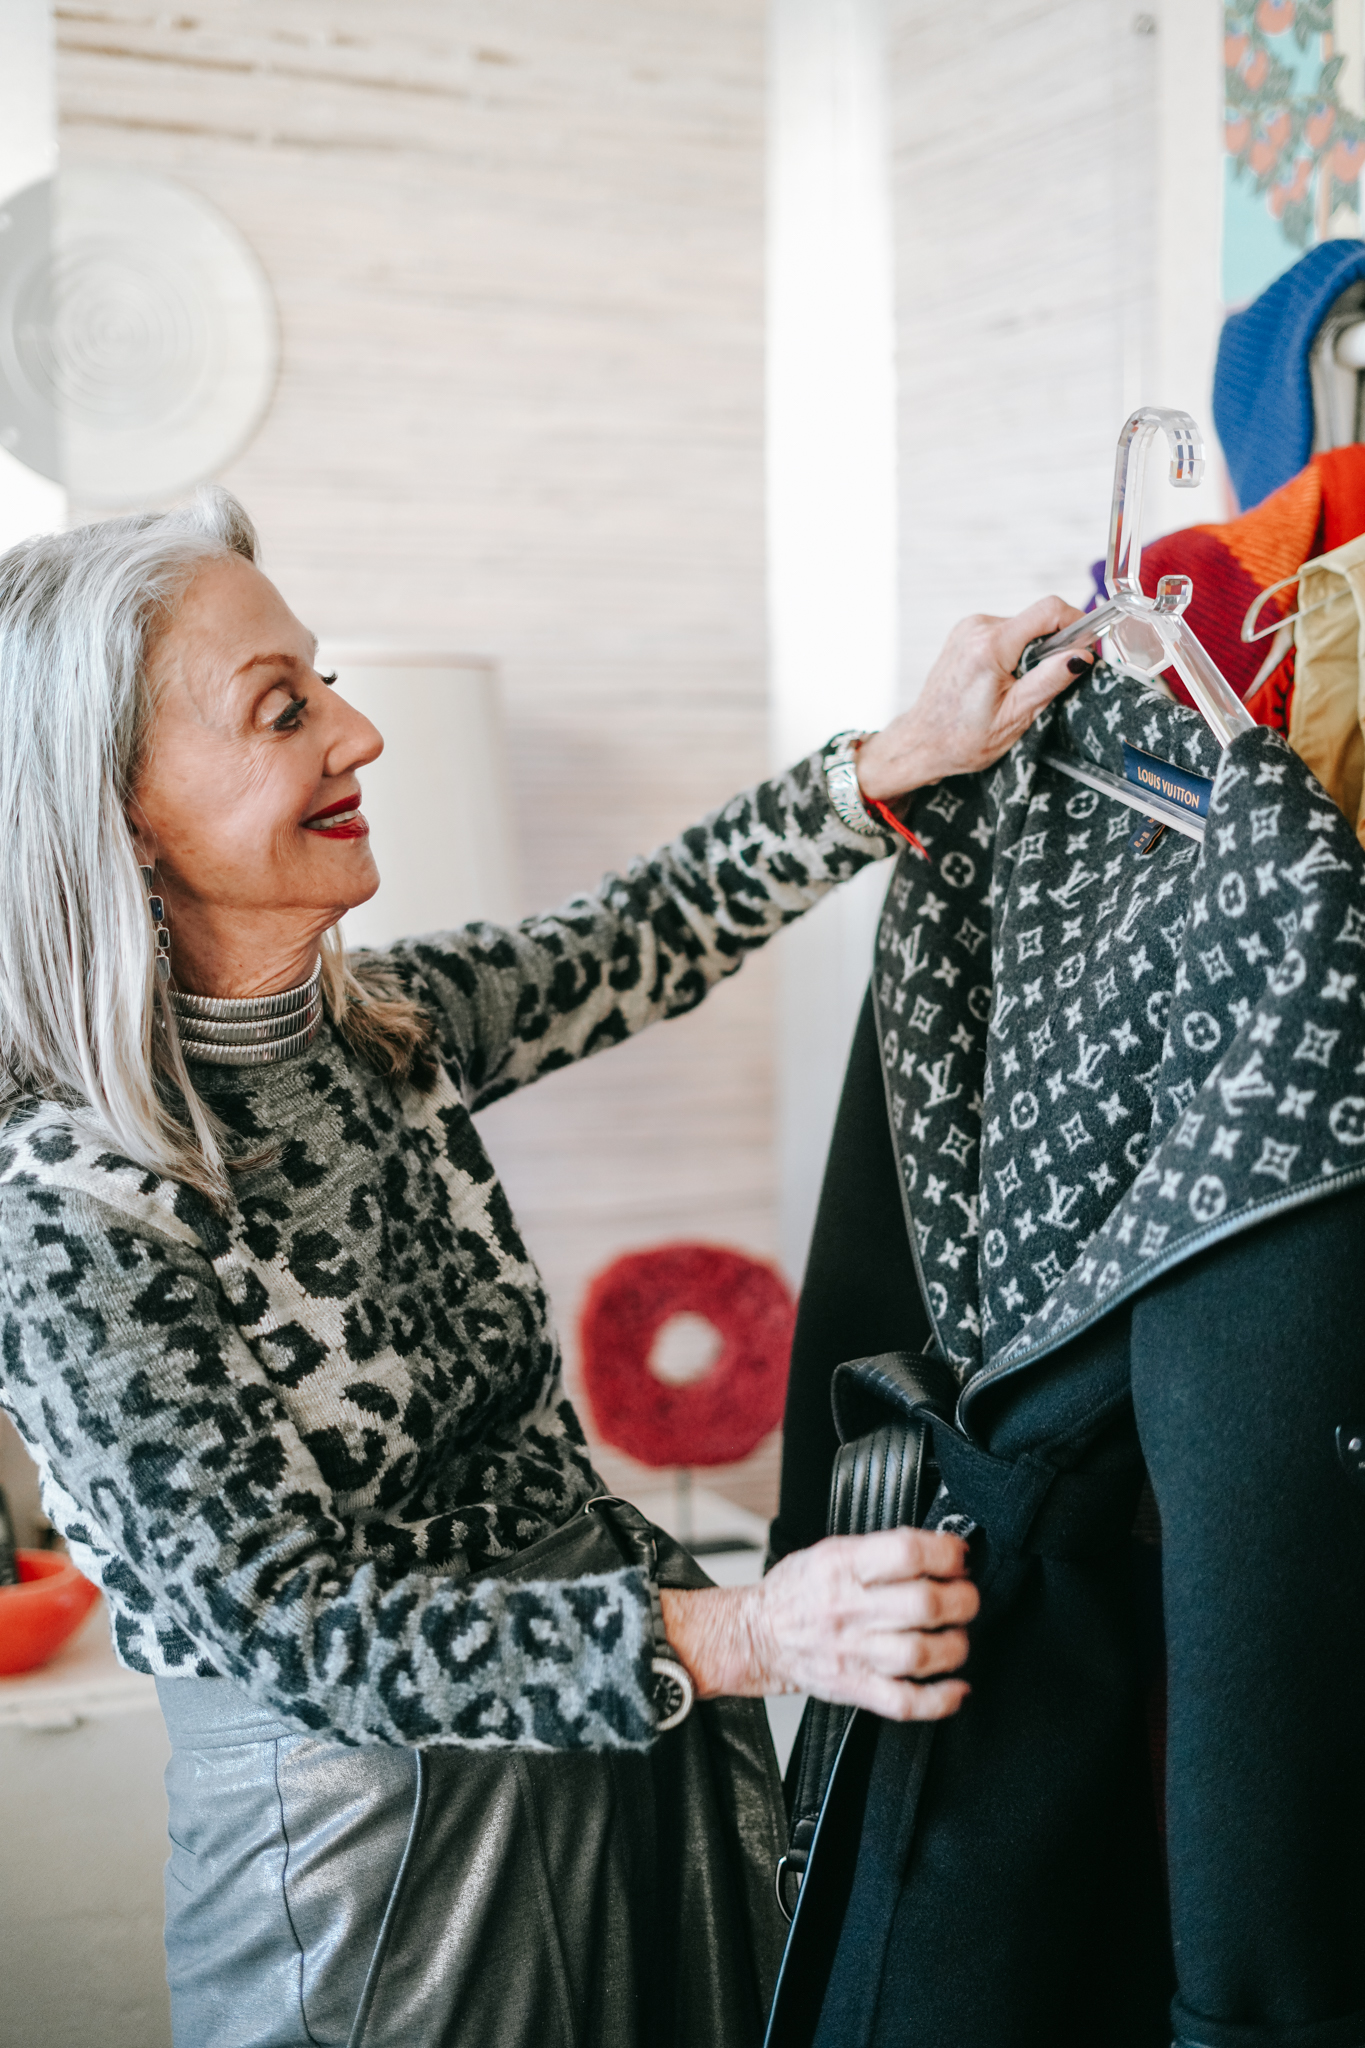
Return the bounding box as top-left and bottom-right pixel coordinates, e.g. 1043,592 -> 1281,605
1225,1 -> 1365,305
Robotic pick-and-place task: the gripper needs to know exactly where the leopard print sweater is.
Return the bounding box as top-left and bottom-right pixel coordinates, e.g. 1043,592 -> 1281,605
0,746 -> 889,1750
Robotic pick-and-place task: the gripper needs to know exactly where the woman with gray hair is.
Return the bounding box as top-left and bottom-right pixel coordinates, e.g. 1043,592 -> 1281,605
0,489 -> 1084,2048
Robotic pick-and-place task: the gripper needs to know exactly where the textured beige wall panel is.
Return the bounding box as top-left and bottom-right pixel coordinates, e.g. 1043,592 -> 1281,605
57,1 -> 779,1510
889,0 -> 1161,694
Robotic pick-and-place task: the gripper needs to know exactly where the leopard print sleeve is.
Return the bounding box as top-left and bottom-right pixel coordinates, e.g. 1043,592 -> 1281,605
0,1185 -> 658,1751
385,744 -> 893,1107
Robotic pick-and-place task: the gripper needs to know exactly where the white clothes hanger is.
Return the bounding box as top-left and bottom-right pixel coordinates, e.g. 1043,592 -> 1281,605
1240,566 -> 1331,644
1238,571 -> 1307,701
1236,535 -> 1365,698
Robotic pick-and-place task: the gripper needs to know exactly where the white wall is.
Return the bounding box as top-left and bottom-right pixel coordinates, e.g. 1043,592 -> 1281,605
325,657 -> 523,949
767,0 -> 1226,1282
0,0 -> 65,549
890,0 -> 1225,699
30,0 -> 1227,1491
1154,0 -> 1227,523
1,1623 -> 171,2048
56,2 -> 776,1511
4,0 -> 1228,1517
768,0 -> 899,1278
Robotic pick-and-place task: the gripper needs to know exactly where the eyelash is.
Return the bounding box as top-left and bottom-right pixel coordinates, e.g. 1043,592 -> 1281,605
270,674 -> 337,733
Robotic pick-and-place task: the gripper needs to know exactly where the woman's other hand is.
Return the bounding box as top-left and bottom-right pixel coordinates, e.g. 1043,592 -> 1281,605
856,595 -> 1094,804
658,1526 -> 979,1722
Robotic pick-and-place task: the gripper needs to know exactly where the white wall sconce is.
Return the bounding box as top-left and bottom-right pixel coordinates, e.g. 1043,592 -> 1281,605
317,651 -> 522,951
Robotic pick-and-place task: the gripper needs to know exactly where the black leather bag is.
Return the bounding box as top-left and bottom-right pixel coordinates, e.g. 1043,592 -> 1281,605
349,1495 -> 789,2048
763,1351 -> 957,2048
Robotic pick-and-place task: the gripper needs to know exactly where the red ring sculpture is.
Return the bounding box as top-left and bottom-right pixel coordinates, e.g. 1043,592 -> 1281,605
578,1242 -> 796,1468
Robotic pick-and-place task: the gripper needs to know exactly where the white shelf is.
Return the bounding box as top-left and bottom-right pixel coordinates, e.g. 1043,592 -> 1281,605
0,1598 -> 157,1729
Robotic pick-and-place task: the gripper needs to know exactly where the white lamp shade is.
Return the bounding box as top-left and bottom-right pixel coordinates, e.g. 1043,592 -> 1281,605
319,651 -> 521,952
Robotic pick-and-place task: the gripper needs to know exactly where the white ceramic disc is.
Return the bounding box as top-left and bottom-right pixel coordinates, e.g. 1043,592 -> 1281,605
0,167 -> 278,504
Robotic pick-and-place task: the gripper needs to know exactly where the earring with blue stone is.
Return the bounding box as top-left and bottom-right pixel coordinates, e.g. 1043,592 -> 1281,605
139,865 -> 171,983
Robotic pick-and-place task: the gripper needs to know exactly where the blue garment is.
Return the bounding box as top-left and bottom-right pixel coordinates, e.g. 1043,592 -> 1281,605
1213,238 -> 1365,512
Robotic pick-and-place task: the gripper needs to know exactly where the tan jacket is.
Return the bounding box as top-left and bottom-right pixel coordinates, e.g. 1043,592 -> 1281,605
1291,530 -> 1365,848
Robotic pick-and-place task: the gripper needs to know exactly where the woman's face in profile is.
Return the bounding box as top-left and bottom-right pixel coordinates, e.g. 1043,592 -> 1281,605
132,553 -> 384,931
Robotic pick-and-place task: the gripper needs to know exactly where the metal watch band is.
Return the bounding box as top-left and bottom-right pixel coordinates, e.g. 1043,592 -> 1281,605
824,730 -> 886,838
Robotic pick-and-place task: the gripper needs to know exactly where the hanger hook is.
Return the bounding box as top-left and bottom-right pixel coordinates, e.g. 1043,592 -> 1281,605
1105,407 -> 1204,604
1154,573 -> 1193,616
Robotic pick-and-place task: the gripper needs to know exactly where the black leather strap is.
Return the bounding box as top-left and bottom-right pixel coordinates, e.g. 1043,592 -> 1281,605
829,1347 -> 958,1444
776,1350 -> 955,1920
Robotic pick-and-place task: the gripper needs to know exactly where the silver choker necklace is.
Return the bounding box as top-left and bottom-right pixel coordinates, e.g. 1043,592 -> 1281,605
170,965 -> 323,1067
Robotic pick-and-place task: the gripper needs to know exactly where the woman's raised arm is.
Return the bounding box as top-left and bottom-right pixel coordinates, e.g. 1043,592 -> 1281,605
857,595 -> 1093,799
391,596 -> 1091,1110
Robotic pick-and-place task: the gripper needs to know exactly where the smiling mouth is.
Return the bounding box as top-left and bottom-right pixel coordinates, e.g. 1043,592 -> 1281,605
302,792 -> 369,839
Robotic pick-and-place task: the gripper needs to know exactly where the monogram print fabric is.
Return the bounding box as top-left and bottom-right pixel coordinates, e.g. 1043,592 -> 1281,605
876,666 -> 1365,1405
0,748 -> 889,1749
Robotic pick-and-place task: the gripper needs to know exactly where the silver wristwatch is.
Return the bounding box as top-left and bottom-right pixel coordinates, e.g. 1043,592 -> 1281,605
824,730 -> 885,837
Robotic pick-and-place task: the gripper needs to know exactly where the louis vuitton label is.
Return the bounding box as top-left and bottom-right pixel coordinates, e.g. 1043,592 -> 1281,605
1121,742 -> 1214,819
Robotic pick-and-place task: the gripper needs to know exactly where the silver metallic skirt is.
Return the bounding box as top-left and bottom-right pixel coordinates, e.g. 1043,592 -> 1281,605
158,1675 -> 672,2048
155,1506 -> 786,2048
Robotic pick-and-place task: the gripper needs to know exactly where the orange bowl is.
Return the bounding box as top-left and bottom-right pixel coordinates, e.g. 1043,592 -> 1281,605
0,1550 -> 100,1676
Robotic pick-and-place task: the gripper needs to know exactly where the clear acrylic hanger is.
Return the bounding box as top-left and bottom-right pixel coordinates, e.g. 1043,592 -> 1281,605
1021,406 -> 1257,750
1038,751 -> 1207,843
1014,409 -> 1257,845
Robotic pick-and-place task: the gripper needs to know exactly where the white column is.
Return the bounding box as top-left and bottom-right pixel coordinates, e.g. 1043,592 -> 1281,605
0,0 -> 64,551
767,0 -> 898,1280
1153,0 -> 1226,524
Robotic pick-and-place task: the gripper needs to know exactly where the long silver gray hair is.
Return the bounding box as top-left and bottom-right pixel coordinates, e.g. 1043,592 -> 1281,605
0,489 -> 432,1203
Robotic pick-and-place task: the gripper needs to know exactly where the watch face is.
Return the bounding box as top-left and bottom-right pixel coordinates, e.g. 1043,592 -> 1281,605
650,1656 -> 695,1732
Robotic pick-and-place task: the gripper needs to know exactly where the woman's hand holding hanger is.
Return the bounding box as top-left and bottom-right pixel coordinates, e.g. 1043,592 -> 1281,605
856,595 -> 1097,803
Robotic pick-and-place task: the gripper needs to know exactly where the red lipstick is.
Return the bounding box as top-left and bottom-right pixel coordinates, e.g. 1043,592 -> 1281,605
302,791 -> 368,839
